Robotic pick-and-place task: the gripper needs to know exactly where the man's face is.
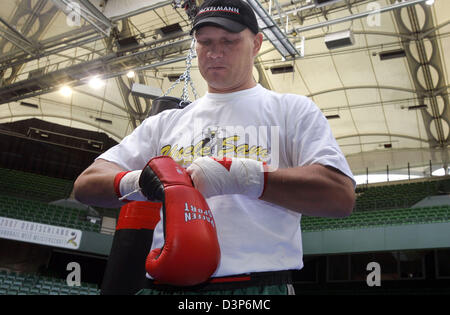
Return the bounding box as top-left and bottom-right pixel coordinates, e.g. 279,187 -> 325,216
195,26 -> 262,93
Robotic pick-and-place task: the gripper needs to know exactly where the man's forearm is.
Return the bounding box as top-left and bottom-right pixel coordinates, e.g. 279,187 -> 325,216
73,159 -> 125,208
260,164 -> 355,217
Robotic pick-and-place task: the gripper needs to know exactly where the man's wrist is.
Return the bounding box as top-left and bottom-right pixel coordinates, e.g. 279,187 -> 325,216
114,170 -> 147,202
187,156 -> 267,199
237,158 -> 266,199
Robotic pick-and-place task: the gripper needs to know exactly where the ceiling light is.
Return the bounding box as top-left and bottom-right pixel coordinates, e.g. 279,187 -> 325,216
89,77 -> 105,89
314,0 -> 343,8
158,23 -> 183,36
324,30 -> 355,50
60,86 -> 72,97
116,36 -> 139,50
95,117 -> 113,124
270,65 -> 294,74
325,114 -> 340,120
407,104 -> 427,110
126,71 -> 135,78
379,49 -> 406,60
167,74 -> 183,82
425,0 -> 434,5
20,101 -> 38,109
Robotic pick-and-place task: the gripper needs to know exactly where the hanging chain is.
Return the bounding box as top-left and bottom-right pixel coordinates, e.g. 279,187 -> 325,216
163,38 -> 199,103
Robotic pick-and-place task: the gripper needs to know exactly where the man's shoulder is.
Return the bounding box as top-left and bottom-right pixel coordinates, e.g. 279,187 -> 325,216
257,87 -> 313,113
259,86 -> 309,103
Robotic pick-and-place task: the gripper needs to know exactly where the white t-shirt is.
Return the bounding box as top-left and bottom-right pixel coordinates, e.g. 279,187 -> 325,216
97,84 -> 355,277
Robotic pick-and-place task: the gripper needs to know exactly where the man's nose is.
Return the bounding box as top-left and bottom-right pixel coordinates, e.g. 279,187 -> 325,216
207,44 -> 224,59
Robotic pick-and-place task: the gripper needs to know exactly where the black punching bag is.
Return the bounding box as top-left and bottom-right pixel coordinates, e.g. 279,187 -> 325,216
149,96 -> 190,116
100,201 -> 161,295
101,96 -> 188,294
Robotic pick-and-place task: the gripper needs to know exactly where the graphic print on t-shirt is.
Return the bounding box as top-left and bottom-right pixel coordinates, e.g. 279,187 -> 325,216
159,123 -> 280,170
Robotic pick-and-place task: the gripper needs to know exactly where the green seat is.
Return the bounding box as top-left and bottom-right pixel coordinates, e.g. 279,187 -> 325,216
40,289 -> 50,295
29,288 -> 40,295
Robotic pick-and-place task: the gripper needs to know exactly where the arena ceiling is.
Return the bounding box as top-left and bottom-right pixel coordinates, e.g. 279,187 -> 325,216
0,0 -> 448,177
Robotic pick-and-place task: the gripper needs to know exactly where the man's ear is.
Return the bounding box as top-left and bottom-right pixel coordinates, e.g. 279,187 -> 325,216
253,32 -> 263,56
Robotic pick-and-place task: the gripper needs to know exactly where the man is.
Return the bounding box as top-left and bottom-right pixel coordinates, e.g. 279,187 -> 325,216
74,0 -> 355,295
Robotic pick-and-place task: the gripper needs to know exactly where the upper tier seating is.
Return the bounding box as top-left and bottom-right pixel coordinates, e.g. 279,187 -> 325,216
0,168 -> 73,202
354,178 -> 450,212
301,205 -> 450,232
0,195 -> 101,232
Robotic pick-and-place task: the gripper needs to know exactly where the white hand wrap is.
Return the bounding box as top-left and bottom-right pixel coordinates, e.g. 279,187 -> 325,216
116,170 -> 147,201
186,157 -> 267,199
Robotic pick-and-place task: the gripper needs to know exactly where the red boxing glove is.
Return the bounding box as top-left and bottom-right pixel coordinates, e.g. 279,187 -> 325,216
140,156 -> 220,286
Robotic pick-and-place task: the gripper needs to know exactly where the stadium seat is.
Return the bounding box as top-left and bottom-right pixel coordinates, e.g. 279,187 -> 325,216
302,205 -> 450,232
